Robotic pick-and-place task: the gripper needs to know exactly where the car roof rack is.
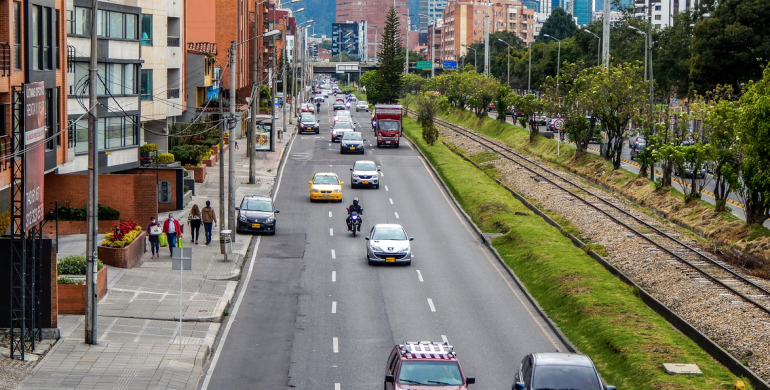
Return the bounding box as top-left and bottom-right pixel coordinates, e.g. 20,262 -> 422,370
398,341 -> 456,359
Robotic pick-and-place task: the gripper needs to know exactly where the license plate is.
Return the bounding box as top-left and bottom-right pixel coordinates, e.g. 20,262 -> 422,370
386,257 -> 395,262
350,147 -> 355,150
251,223 -> 260,228
362,181 -> 369,184
323,194 -> 329,198
306,127 -> 312,129
386,141 -> 391,144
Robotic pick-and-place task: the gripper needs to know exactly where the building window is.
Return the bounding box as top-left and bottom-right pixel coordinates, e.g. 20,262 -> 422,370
654,14 -> 661,20
13,2 -> 21,69
140,69 -> 153,100
45,89 -> 55,150
654,5 -> 661,10
55,10 -> 60,69
43,7 -> 53,69
141,15 -> 153,45
97,10 -> 138,39
69,6 -> 92,35
106,63 -> 136,94
32,6 -> 41,69
71,115 -> 138,154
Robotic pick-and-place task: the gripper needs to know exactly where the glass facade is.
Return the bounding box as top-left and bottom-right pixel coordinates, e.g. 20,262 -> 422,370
71,116 -> 139,154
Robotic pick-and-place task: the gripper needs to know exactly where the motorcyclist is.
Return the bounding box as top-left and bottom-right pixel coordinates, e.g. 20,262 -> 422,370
316,101 -> 321,113
346,197 -> 363,231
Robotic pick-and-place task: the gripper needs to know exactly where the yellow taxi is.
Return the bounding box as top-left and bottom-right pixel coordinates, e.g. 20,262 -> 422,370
309,172 -> 344,202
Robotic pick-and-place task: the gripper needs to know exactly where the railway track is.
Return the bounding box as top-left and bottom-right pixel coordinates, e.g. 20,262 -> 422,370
431,116 -> 770,317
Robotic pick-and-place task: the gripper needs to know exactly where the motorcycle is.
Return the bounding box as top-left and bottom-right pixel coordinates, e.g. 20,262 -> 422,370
347,208 -> 362,237
345,101 -> 351,109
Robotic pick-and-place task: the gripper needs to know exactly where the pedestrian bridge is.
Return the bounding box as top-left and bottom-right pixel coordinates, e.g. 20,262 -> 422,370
312,62 -> 379,74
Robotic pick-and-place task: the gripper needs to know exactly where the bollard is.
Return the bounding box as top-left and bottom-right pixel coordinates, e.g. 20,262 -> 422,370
219,230 -> 232,255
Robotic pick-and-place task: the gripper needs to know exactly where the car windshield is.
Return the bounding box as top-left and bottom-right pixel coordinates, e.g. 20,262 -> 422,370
372,227 -> 407,240
241,199 -> 273,212
313,175 -> 339,185
532,365 -> 602,390
397,361 -> 463,386
337,111 -> 351,117
301,115 -> 316,122
379,121 -> 400,131
354,162 -> 376,171
359,101 -> 367,105
343,133 -> 362,141
335,123 -> 354,130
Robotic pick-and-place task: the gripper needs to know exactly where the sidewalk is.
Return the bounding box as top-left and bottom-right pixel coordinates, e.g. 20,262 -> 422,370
16,133 -> 291,390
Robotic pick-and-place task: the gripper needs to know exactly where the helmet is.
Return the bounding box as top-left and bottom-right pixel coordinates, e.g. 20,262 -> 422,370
353,197 -> 359,205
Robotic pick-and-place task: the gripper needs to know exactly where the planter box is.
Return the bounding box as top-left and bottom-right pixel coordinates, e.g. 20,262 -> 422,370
58,266 -> 108,315
202,156 -> 216,167
184,165 -> 207,183
43,220 -> 119,236
97,231 -> 146,269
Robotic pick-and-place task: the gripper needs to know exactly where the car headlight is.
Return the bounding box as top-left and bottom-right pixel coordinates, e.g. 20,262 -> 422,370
265,217 -> 275,224
370,243 -> 384,252
312,188 -> 320,193
238,215 -> 248,222
333,189 -> 341,193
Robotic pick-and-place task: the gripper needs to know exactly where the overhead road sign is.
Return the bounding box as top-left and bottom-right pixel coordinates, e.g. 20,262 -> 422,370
416,61 -> 432,70
443,61 -> 457,70
335,63 -> 360,73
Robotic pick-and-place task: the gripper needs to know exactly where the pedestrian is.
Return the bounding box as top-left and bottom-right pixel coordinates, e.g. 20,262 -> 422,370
147,216 -> 162,258
188,204 -> 202,245
201,200 -> 217,245
234,141 -> 239,150
163,213 -> 183,257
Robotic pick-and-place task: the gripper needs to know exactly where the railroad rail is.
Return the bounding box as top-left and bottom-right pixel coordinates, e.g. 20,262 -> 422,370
431,115 -> 770,317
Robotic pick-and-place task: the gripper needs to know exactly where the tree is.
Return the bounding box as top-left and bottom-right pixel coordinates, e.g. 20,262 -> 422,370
493,84 -> 514,122
691,0 -> 770,94
537,8 -> 577,42
415,92 -> 446,145
468,76 -> 500,118
401,73 -> 427,97
737,66 -> 770,225
320,40 -> 332,50
360,70 -> 384,104
544,62 -> 600,157
377,7 -> 404,103
330,52 -> 360,62
654,12 -> 694,99
511,94 -> 545,142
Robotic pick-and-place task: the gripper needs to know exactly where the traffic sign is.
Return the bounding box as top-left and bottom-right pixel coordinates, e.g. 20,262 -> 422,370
553,118 -> 565,130
443,61 -> 457,70
417,61 -> 432,70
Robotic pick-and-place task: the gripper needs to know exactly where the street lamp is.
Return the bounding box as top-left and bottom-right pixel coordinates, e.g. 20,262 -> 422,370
581,28 -> 600,67
543,34 -> 561,95
497,38 -> 511,86
628,25 -> 654,119
463,45 -> 476,72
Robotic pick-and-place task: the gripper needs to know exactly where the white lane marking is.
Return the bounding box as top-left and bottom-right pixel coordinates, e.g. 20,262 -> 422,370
200,236 -> 263,390
389,198 -> 393,204
331,249 -> 336,259
332,271 -> 336,282
330,228 -> 334,236
380,171 -> 384,177
441,335 -> 448,343
335,383 -> 341,390
329,164 -> 333,167
427,298 -> 436,312
394,212 -> 400,219
416,270 -> 424,282
385,186 -> 389,191
333,337 -> 339,353
329,211 -> 333,218
332,301 -> 337,313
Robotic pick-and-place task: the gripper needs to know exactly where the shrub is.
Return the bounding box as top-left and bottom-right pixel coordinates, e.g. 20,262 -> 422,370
101,221 -> 142,248
57,276 -> 83,285
170,145 -> 209,166
57,255 -> 103,275
151,153 -> 175,163
0,210 -> 10,234
44,204 -> 119,221
139,143 -> 159,153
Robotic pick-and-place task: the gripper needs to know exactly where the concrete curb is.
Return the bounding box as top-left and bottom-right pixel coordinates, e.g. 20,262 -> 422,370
401,135 -> 578,354
438,139 -> 770,390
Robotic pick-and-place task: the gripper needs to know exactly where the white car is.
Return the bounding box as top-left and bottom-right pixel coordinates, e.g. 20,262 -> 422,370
366,224 -> 413,265
356,101 -> 369,112
331,121 -> 355,142
334,110 -> 352,123
350,160 -> 380,189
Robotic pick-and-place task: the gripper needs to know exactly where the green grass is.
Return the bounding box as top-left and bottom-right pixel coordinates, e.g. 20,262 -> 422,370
403,116 -> 749,390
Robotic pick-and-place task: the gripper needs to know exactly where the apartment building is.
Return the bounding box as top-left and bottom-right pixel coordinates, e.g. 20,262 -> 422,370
0,0 -> 70,214
331,21 -> 367,59
441,0 -> 535,61
137,0 -> 185,152
634,0 -> 689,28
336,0 -> 408,59
419,0 -> 448,31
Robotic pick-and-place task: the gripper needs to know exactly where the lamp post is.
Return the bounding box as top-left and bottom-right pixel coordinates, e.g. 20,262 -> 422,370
420,14 -> 435,78
483,0 -> 490,77
582,28 -> 600,67
527,41 -> 531,93
288,8 -> 304,125
463,45 -> 476,72
543,34 -> 561,95
405,14 -> 411,74
497,38 -> 511,86
251,0 -> 280,184
628,25 -> 653,119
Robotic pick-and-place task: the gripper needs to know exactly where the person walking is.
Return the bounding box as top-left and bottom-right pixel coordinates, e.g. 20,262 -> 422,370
163,213 -> 183,257
201,200 -> 217,245
147,216 -> 162,258
188,204 -> 203,245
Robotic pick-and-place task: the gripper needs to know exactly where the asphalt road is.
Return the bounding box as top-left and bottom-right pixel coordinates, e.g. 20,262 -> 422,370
203,99 -> 569,390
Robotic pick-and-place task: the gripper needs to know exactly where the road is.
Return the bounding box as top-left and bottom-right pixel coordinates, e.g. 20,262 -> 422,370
201,98 -> 569,389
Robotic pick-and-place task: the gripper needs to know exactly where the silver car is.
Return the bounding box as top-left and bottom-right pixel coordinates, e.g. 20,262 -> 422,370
331,121 -> 355,142
365,224 -> 413,266
350,160 -> 380,188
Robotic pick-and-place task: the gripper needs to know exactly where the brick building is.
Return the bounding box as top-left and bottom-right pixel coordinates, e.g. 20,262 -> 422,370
336,0 -> 408,59
441,0 -> 535,61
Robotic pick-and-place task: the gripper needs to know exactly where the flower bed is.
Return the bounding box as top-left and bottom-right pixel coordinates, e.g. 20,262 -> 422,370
184,165 -> 207,182
98,221 -> 146,268
101,221 -> 142,248
57,256 -> 108,314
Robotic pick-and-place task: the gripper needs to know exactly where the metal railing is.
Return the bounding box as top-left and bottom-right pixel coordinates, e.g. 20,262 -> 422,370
167,36 -> 180,47
167,88 -> 180,99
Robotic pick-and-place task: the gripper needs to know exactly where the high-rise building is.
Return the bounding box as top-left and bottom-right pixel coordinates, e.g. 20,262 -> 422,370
634,0 -> 689,29
332,22 -> 368,60
336,0 -> 408,59
441,0 -> 535,61
572,0 -> 592,25
419,0 -> 449,31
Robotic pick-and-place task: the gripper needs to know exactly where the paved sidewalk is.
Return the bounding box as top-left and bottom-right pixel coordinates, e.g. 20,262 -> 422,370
16,133 -> 291,390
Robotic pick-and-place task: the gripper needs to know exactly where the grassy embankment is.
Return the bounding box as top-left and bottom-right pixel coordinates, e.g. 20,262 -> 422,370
402,116 -> 749,390
434,109 -> 770,275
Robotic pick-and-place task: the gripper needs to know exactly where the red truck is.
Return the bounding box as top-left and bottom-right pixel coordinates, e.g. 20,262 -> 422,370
373,104 -> 403,148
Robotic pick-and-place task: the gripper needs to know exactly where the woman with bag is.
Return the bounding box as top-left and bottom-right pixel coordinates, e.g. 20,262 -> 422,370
188,204 -> 203,245
147,216 -> 162,258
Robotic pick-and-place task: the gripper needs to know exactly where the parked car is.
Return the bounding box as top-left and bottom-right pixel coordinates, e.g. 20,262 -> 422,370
513,353 -> 615,390
384,341 -> 474,389
235,195 -> 279,235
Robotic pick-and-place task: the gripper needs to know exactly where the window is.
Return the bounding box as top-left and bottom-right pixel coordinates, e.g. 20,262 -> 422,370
32,6 -> 41,69
71,115 -> 138,154
654,5 -> 661,10
96,10 -> 138,39
43,7 -> 52,69
141,15 -> 153,45
71,6 -> 92,35
654,14 -> 661,20
140,69 -> 153,100
45,89 -> 55,150
125,14 -> 138,39
55,10 -> 60,69
106,63 -> 136,94
13,2 -> 21,69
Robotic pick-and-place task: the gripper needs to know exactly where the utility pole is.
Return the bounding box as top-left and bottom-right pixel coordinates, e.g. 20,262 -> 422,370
250,0 -> 260,184
527,42 -> 532,93
85,0 -> 100,345
228,41 -> 237,242
430,22 -> 435,78
218,89 -> 226,261
483,0 -> 490,77
601,0 -> 610,69
271,43 -> 277,152
405,14 -> 409,74
282,39 -> 287,143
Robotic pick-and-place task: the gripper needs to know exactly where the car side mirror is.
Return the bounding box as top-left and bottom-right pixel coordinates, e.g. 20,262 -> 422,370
409,237 -> 414,241
308,181 -> 312,184
514,383 -> 525,390
466,377 -> 475,384
274,210 -> 280,213
365,237 -> 370,241
605,386 -> 616,390
235,207 -> 240,210
340,181 -> 344,185
385,375 -> 394,383
363,139 -> 367,142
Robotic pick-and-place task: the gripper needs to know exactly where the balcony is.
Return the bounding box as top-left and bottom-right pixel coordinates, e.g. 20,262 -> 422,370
168,36 -> 180,47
